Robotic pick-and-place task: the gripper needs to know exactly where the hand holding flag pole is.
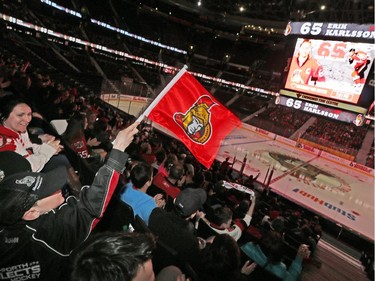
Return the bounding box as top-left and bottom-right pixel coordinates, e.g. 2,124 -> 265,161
136,65 -> 188,123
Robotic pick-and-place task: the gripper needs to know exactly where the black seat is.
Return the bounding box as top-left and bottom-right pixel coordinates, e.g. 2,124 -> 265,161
284,232 -> 302,248
240,248 -> 283,281
133,214 -> 153,234
282,240 -> 298,267
133,215 -> 198,280
248,265 -> 283,281
146,184 -> 166,198
94,195 -> 134,233
183,262 -> 199,281
196,219 -> 217,240
146,184 -> 176,211
133,215 -> 181,274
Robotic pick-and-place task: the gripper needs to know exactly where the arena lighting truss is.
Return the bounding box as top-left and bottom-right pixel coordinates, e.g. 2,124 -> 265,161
40,0 -> 187,55
39,0 -> 283,55
37,1 -> 282,86
1,13 -> 278,97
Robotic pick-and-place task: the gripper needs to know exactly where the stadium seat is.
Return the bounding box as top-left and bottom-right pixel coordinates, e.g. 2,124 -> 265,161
240,248 -> 283,281
196,218 -> 218,240
133,215 -> 180,273
133,215 -> 199,279
50,119 -> 68,135
94,195 -> 134,233
133,214 -> 152,234
282,240 -> 298,267
248,265 -> 283,281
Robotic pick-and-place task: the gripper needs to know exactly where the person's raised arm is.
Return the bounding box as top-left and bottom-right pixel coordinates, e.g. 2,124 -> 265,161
283,244 -> 310,281
247,195 -> 256,217
112,122 -> 139,152
243,195 -> 256,227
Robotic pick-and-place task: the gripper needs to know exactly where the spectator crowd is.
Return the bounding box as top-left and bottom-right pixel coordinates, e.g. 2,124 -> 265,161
0,50 -> 328,281
0,6 -> 373,277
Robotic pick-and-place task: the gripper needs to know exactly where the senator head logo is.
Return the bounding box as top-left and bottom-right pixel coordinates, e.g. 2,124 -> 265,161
174,95 -> 216,144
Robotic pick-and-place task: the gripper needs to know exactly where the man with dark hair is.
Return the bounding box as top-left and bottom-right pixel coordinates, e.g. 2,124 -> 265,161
152,148 -> 166,171
0,123 -> 139,281
120,162 -> 165,225
70,232 -> 157,281
148,188 -> 207,265
201,194 -> 256,241
152,162 -> 184,200
197,234 -> 256,281
139,141 -> 156,165
178,163 -> 195,189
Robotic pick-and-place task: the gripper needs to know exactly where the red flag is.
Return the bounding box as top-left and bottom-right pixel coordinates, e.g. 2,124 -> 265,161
142,67 -> 241,168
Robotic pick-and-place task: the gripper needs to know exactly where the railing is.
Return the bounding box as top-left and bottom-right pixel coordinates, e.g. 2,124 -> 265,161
100,79 -> 151,98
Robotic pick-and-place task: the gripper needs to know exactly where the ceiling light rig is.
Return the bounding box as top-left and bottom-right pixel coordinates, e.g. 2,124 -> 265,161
242,24 -> 280,35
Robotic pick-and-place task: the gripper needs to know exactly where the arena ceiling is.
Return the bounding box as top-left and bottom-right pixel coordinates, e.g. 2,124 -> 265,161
138,0 -> 374,32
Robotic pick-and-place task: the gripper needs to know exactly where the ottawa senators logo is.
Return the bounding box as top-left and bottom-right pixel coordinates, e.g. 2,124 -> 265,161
174,95 -> 216,144
284,21 -> 291,36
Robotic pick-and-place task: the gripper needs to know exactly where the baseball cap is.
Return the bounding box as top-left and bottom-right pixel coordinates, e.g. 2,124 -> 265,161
174,188 -> 207,217
0,151 -> 32,181
0,166 -> 67,225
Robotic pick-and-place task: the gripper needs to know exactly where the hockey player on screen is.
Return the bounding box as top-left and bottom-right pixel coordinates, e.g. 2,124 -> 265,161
349,49 -> 371,86
290,39 -> 325,85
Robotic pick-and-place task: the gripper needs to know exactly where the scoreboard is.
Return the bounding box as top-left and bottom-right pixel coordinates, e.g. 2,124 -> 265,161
276,94 -> 363,124
285,22 -> 374,40
280,22 -> 374,125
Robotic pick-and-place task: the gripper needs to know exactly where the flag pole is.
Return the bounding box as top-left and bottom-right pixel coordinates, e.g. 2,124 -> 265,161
136,65 -> 188,123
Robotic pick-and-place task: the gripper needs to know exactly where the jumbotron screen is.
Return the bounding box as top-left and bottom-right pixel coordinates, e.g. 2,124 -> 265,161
284,38 -> 374,105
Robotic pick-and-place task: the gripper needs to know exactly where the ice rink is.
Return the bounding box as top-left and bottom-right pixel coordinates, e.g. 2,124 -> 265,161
103,95 -> 374,241
154,122 -> 374,242
217,125 -> 374,242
